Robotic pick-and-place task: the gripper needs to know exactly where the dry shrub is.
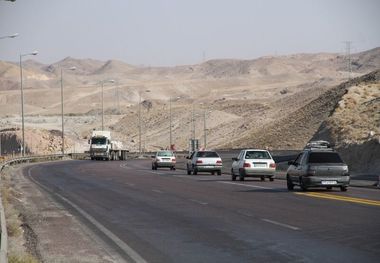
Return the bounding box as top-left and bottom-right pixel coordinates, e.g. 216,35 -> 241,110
8,253 -> 38,263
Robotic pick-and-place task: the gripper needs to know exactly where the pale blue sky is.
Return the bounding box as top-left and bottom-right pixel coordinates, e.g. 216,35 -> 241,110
1,0 -> 379,66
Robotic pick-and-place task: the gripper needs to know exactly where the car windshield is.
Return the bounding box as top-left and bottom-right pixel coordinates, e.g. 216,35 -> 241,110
308,152 -> 343,163
157,151 -> 174,157
196,151 -> 219,158
245,151 -> 271,159
91,137 -> 106,145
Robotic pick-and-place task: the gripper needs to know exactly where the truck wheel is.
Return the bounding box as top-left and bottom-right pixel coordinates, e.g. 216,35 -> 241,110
217,170 -> 222,176
340,186 -> 348,192
269,177 -> 274,182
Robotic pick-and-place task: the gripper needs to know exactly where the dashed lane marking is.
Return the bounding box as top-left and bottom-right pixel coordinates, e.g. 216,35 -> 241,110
152,189 -> 164,194
189,199 -> 208,205
295,192 -> 380,207
261,218 -> 300,231
218,181 -> 273,190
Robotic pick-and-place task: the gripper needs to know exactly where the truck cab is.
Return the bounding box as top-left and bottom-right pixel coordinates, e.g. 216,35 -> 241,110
89,131 -> 112,160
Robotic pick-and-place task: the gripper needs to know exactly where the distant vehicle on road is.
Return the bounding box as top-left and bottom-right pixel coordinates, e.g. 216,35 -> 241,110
186,151 -> 223,175
286,141 -> 350,191
89,130 -> 128,161
152,150 -> 176,170
231,149 -> 276,181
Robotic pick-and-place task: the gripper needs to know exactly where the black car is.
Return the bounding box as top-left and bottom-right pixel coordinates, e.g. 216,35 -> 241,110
286,143 -> 350,191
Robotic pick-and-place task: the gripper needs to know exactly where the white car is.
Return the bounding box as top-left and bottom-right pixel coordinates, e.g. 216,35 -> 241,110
152,150 -> 176,170
186,151 -> 223,175
231,149 -> 276,181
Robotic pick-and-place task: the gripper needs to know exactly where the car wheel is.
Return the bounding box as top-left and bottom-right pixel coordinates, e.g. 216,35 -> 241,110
187,165 -> 191,175
211,171 -> 215,175
260,176 -> 265,181
269,177 -> 274,182
326,186 -> 332,190
299,178 -> 308,191
217,170 -> 221,176
173,167 -> 176,171
239,170 -> 245,181
286,175 -> 294,190
152,165 -> 154,170
193,169 -> 198,175
340,186 -> 348,192
231,169 -> 236,181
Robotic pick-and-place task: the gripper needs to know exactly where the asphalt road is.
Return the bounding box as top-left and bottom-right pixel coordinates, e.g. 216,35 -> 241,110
25,159 -> 380,263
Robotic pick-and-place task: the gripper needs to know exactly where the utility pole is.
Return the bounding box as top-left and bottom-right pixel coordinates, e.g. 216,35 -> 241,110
344,41 -> 352,80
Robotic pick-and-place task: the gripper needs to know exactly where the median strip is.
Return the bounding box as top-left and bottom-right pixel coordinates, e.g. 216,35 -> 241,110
295,192 -> 380,207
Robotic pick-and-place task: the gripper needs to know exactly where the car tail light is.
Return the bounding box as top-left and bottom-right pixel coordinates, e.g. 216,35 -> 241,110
306,167 -> 316,176
270,163 -> 276,168
196,160 -> 203,164
156,158 -> 160,162
172,158 -> 176,162
216,160 -> 222,164
243,162 -> 251,168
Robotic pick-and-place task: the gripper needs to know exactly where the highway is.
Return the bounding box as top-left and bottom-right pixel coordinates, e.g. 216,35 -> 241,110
25,159 -> 380,263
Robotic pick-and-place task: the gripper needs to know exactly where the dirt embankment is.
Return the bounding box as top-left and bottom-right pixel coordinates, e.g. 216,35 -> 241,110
313,70 -> 380,175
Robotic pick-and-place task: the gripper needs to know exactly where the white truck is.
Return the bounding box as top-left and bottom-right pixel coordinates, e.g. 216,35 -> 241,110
89,130 -> 128,160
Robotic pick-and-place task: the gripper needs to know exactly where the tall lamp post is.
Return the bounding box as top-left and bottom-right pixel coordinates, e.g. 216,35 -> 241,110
60,66 -> 76,155
0,33 -> 18,156
100,79 -> 115,130
20,50 -> 38,156
169,96 -> 181,150
138,89 -> 150,156
0,33 -> 18,39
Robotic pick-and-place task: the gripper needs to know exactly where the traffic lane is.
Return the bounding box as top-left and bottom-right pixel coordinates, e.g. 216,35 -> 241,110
27,160 -> 380,262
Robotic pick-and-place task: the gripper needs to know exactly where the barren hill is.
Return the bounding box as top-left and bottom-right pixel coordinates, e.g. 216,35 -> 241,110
0,48 -> 379,155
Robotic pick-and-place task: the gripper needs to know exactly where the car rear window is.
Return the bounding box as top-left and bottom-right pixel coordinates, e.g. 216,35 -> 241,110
157,151 -> 174,157
308,152 -> 343,163
245,151 -> 271,159
196,151 -> 219,158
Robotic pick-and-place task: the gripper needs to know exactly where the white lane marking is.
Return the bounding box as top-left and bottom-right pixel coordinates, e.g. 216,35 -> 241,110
237,210 -> 254,217
261,218 -> 300,231
125,183 -> 135,187
27,167 -> 147,263
152,189 -> 164,194
173,175 -> 194,180
218,181 -> 273,190
189,199 -> 208,205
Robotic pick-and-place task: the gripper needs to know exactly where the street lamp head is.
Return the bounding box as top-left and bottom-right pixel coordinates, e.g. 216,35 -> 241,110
69,66 -> 76,71
108,79 -> 115,83
31,50 -> 38,55
9,33 -> 19,38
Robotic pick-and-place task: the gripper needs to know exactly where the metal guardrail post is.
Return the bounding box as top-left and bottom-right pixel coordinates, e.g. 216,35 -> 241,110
0,164 -> 7,263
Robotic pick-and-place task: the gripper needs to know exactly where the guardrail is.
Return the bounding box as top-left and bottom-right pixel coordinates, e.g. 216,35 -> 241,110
0,154 -> 69,263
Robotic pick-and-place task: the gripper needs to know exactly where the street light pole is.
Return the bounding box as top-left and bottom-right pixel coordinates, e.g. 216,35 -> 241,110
60,66 -> 76,155
0,33 -> 18,156
19,51 -> 38,156
0,33 -> 18,39
203,109 -> 206,149
138,89 -> 150,156
100,79 -> 115,131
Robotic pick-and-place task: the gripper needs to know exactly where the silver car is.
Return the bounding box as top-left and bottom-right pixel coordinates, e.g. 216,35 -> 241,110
186,151 -> 223,175
286,147 -> 350,191
231,149 -> 276,181
152,150 -> 176,170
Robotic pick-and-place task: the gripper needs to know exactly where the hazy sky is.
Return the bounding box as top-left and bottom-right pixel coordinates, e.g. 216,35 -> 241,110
1,0 -> 379,66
